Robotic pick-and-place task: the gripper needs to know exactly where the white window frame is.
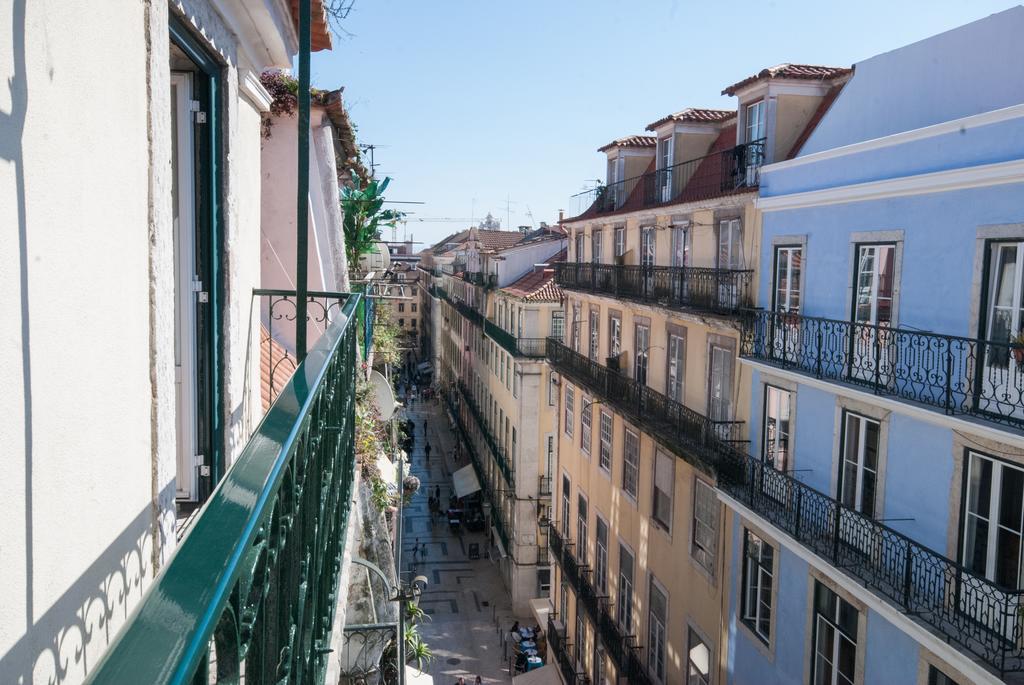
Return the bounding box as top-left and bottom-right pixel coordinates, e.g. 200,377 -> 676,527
686,626 -> 711,685
614,227 -> 625,258
564,385 -> 574,438
598,411 -> 613,473
589,309 -> 600,360
853,243 -> 896,326
773,245 -> 802,314
812,582 -> 859,685
617,543 -> 634,632
718,219 -> 744,270
745,100 -> 766,142
623,429 -> 639,500
691,478 -> 718,574
580,395 -> 593,455
652,450 -> 674,533
838,411 -> 880,517
962,450 -> 1024,588
741,529 -> 774,644
762,385 -> 792,472
667,332 -> 685,403
647,576 -> 668,683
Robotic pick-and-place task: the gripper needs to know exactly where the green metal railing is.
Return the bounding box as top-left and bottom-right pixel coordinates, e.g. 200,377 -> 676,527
442,391 -> 511,552
87,294 -> 361,685
455,381 -> 515,487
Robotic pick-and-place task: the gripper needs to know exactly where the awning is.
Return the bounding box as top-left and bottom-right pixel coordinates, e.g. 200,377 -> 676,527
529,598 -> 552,629
452,464 -> 481,498
491,525 -> 508,559
405,665 -> 433,685
512,664 -> 559,685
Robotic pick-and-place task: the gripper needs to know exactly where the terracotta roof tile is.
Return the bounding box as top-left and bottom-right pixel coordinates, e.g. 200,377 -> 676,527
597,135 -> 657,153
502,250 -> 567,302
260,328 -> 296,412
289,0 -> 333,52
722,64 -> 852,96
646,108 -> 735,131
475,229 -> 530,251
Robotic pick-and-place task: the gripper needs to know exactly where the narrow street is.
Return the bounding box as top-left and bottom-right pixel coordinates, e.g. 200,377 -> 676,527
399,396 -> 525,684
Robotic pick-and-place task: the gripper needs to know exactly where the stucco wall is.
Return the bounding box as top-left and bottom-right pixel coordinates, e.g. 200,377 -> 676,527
800,6 -> 1024,154
0,3 -> 167,683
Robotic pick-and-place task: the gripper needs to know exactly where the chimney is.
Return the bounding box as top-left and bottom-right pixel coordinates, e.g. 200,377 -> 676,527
558,209 -> 565,222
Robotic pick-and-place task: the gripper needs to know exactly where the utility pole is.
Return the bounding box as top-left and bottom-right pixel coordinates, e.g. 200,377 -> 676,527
295,0 -> 311,361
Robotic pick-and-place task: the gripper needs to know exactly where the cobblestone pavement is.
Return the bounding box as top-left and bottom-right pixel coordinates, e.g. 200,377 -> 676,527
399,396 -> 527,685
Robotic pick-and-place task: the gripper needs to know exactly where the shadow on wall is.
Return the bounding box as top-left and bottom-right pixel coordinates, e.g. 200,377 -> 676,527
0,482 -> 172,685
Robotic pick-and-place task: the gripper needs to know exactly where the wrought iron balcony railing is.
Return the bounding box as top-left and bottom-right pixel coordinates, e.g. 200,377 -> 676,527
549,336 -> 1024,677
743,309 -> 1024,430
547,617 -> 586,685
484,318 -> 547,358
442,391 -> 511,553
88,294 -> 361,684
456,381 -> 515,487
549,526 -> 652,685
555,262 -> 753,316
546,338 -> 744,471
567,138 -> 765,218
462,271 -> 497,288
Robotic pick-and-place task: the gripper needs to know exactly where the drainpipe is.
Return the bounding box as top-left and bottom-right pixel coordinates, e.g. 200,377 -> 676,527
295,0 -> 311,361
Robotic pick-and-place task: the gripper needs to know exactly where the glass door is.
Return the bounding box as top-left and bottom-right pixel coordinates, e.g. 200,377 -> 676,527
671,223 -> 688,303
849,244 -> 895,385
658,137 -> 673,202
641,226 -> 656,296
634,324 -> 650,386
708,344 -> 733,439
771,245 -> 803,363
667,333 -> 685,403
981,241 -> 1024,420
960,451 -> 1023,640
837,412 -> 880,555
171,71 -> 198,501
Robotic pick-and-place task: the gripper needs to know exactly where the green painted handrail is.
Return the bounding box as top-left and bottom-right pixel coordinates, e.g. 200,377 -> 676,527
86,294 -> 361,685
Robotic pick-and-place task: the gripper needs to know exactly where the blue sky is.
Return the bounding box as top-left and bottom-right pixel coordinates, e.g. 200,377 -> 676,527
310,0 -> 1020,248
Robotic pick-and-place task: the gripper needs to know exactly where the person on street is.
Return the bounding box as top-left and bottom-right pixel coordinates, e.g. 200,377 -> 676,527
424,442 -> 431,461
423,419 -> 428,434
434,484 -> 440,501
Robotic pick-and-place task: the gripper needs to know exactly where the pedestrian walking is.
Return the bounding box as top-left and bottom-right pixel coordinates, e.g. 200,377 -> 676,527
423,419 -> 428,435
424,442 -> 432,461
434,484 -> 440,501
412,538 -> 420,563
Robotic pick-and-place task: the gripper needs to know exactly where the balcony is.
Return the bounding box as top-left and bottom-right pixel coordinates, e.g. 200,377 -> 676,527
555,262 -> 753,316
547,617 -> 586,685
463,271 -> 497,288
87,294 -> 361,684
549,526 -> 652,685
455,380 -> 515,487
568,138 -> 765,218
742,309 -> 1024,431
546,338 -> 744,472
484,318 -> 548,358
442,390 -> 511,552
549,336 -> 1024,677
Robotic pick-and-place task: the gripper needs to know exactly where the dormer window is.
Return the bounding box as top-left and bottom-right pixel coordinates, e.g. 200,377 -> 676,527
745,101 -> 766,142
657,137 -> 673,202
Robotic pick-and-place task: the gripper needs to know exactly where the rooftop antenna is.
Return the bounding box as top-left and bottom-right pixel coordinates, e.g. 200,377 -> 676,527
524,205 -> 536,229
359,143 -> 389,178
499,194 -> 518,231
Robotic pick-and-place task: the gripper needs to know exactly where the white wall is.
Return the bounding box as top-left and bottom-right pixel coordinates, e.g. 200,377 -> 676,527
495,239 -> 566,287
0,0 -> 292,682
802,6 -> 1024,153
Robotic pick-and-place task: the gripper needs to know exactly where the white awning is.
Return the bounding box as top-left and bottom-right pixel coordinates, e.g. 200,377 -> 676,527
491,525 -> 508,559
512,664 -> 559,685
529,598 -> 553,629
452,464 -> 481,498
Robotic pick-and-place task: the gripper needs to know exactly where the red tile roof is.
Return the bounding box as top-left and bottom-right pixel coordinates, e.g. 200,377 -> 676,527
722,64 -> 852,96
646,108 -> 735,131
674,123 -> 753,203
597,135 -> 657,153
289,0 -> 333,52
260,328 -> 296,412
502,250 -> 567,302
476,230 -> 531,251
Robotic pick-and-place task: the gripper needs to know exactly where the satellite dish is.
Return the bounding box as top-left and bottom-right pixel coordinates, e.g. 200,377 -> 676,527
369,370 -> 397,421
358,242 -> 392,272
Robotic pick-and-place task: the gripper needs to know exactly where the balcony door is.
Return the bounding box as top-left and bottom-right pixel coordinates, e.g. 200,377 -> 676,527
718,220 -> 744,308
671,223 -> 689,302
960,451 -> 1023,640
172,71 -> 200,501
708,343 -> 734,439
170,26 -> 219,503
667,332 -> 685,403
658,137 -> 673,202
981,241 -> 1024,420
641,226 -> 656,295
770,245 -> 802,363
848,243 -> 895,386
836,412 -> 880,555
634,324 -> 650,387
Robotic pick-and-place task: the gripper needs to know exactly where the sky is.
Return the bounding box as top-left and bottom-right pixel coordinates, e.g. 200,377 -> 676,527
310,0 -> 1020,249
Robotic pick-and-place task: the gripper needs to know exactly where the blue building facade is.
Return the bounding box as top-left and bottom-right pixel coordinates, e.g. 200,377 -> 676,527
725,8 -> 1024,685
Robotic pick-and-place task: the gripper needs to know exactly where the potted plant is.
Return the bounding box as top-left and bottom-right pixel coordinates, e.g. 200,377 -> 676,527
1012,331 -> 1024,364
